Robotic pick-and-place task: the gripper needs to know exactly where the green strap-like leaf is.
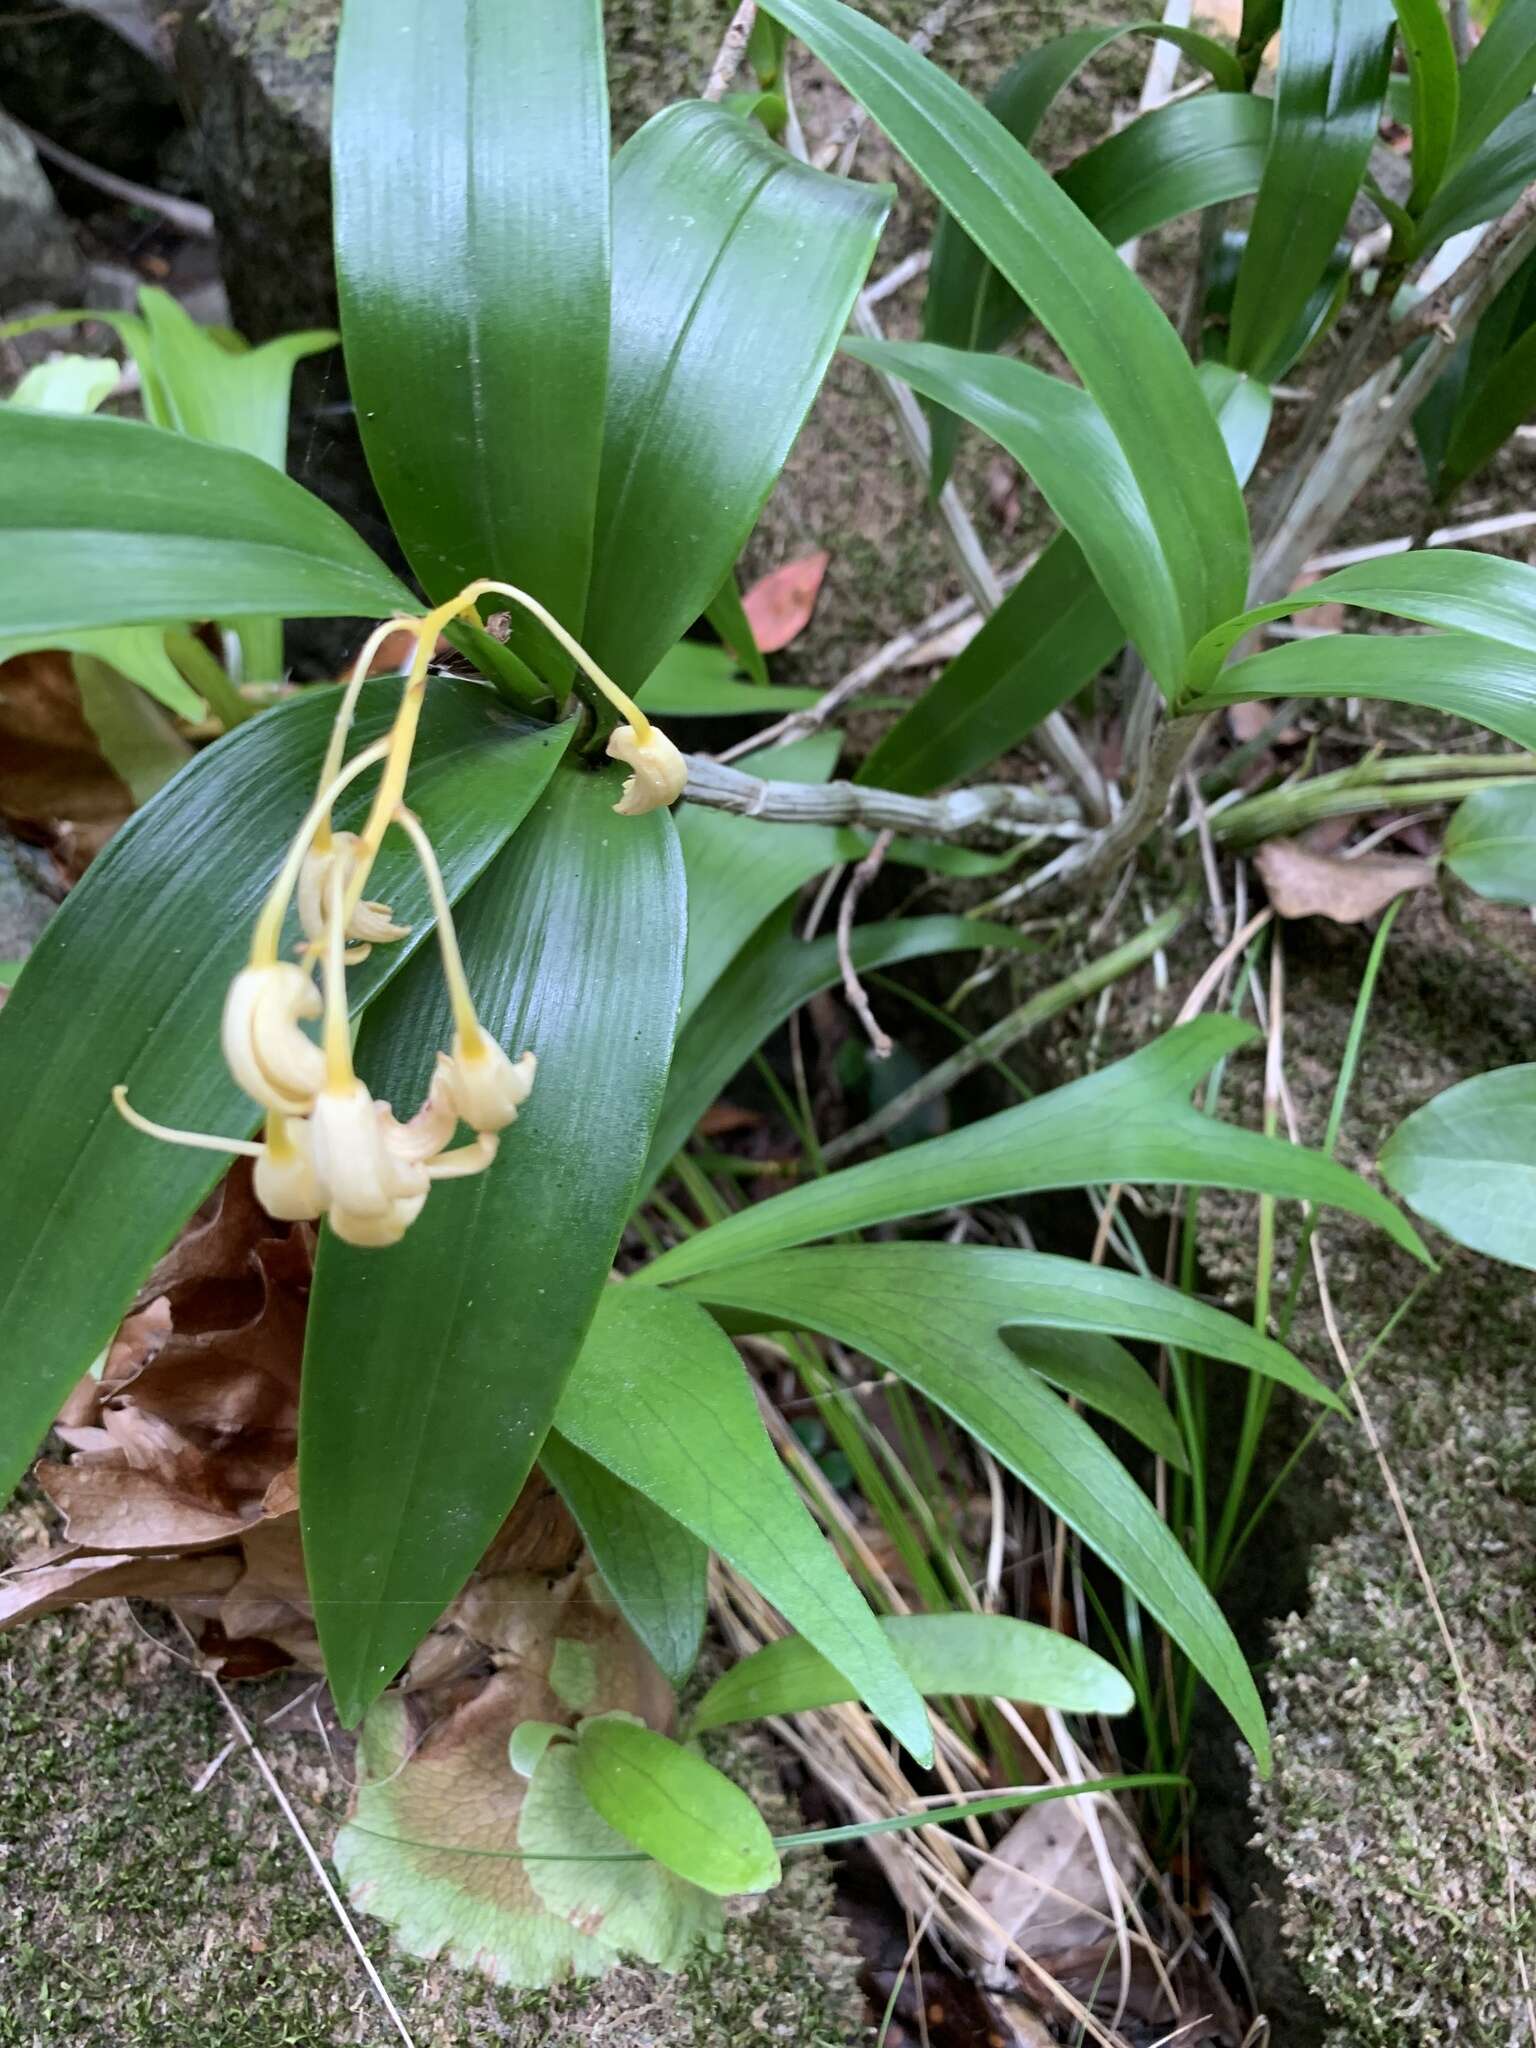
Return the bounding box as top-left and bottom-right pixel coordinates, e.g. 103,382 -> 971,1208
573,1718 -> 780,1896
705,572 -> 769,687
0,682 -> 569,1506
1381,1065 -> 1536,1269
301,763 -> 684,1724
1448,0 -> 1536,168
682,1243 -> 1341,1411
1438,258 -> 1536,498
920,22 -> 1246,488
1389,0 -> 1460,214
1226,0 -> 1396,382
846,339 -> 1186,692
0,627 -> 202,722
1057,92 -> 1273,252
1444,782 -> 1536,904
1416,98 -> 1536,251
643,913 -> 1036,1192
1002,1328 -> 1188,1471
766,0 -> 1249,662
691,1610 -> 1135,1733
1189,628 -> 1536,751
645,1017 -> 1426,1285
1188,547 -> 1536,685
541,1432 -> 709,1688
585,101 -> 890,697
555,1285 -> 932,1762
334,0 -> 610,683
0,409 -> 411,638
858,360 -> 1271,797
640,642 -> 818,718
668,1248 -> 1272,1766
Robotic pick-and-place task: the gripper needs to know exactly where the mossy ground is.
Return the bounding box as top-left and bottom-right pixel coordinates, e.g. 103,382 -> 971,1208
0,1532 -> 864,2048
1157,893 -> 1536,2044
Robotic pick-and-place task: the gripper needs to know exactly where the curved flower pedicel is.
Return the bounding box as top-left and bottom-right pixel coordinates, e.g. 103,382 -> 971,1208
110,579 -> 687,1244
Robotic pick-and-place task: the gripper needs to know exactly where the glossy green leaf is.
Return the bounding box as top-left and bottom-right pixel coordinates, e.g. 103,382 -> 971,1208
684,1243 -> 1341,1411
1416,98 -> 1536,250
541,1432 -> 708,1688
0,409 -> 412,638
1390,0 -> 1460,213
861,361 -> 1271,796
585,102 -> 889,697
1438,256 -> 1536,496
574,1718 -> 779,1897
847,339 -> 1186,691
301,764 -> 684,1724
644,913 -> 1035,1191
334,0 -> 609,684
921,21 -> 1245,487
669,1245 -> 1271,1765
676,733 -> 841,1025
1380,1065 -> 1536,1268
768,0 -> 1249,654
642,642 -> 818,719
1188,547 -> 1536,686
1443,782 -> 1536,902
555,1285 -> 932,1761
705,572 -> 769,687
691,1610 -> 1134,1734
0,626 -> 201,721
1057,92 -> 1273,251
0,681 -> 570,1506
1227,0 -> 1396,381
1002,1328 -> 1187,1471
1448,0 -> 1536,167
1189,629 -> 1536,752
645,1017 -> 1426,1285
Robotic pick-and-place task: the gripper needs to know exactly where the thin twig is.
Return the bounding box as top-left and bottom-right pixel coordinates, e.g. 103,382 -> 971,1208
17,120 -> 215,236
822,897 -> 1188,1164
170,1620 -> 418,2048
838,829 -> 897,1057
702,0 -> 757,100
682,752 -> 1084,840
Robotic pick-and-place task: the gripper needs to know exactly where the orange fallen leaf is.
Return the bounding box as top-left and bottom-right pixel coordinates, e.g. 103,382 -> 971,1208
741,550 -> 831,653
1255,837 -> 1436,924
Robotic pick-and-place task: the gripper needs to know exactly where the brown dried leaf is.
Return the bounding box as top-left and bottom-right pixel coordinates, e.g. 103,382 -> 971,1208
740,550 -> 831,653
967,1798 -> 1135,1971
36,1455 -> 252,1553
1255,836 -> 1435,924
0,651 -> 134,880
0,1547 -> 240,1628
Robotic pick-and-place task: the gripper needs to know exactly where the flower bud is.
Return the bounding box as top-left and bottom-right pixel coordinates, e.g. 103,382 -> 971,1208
222,963 -> 326,1114
440,1033 -> 536,1133
309,1081 -> 413,1219
606,723 -> 688,816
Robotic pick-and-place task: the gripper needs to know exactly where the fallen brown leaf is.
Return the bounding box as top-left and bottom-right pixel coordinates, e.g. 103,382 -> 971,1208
740,550 -> 831,653
1255,836 -> 1436,923
0,651 -> 134,880
0,1548 -> 240,1629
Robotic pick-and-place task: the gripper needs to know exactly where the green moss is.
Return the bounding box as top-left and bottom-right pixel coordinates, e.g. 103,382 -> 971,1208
0,1574 -> 864,2047
1176,896 -> 1536,2044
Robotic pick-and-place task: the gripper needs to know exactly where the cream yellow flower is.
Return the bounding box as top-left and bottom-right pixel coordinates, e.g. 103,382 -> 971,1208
439,1032 -> 537,1133
298,831 -> 409,952
220,962 -> 326,1114
606,721 -> 689,816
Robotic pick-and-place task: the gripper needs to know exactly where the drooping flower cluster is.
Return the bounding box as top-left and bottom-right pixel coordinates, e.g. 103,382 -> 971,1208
114,578 -> 686,1246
